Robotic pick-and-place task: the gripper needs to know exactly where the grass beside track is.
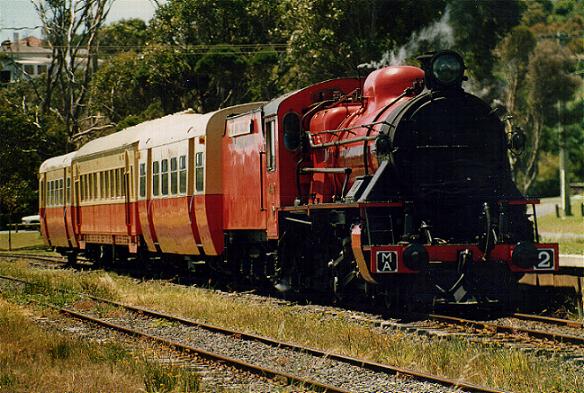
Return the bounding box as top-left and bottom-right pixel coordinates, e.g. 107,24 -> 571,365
0,261 -> 582,393
0,231 -> 46,250
538,214 -> 584,255
0,297 -> 200,393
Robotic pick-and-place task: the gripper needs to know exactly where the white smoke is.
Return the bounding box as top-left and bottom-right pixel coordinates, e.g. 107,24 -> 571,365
361,10 -> 454,69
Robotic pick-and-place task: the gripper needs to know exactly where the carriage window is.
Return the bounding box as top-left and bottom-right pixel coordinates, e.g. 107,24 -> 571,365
59,178 -> 63,205
109,170 -> 114,198
170,157 -> 178,195
129,166 -> 134,197
266,119 -> 276,171
66,177 -> 71,204
161,159 -> 169,196
100,172 -> 105,199
116,169 -> 122,197
92,173 -> 97,200
80,176 -> 84,202
85,175 -> 89,201
152,161 -> 160,196
195,152 -> 204,192
121,169 -> 126,197
139,163 -> 146,198
48,181 -> 52,206
179,155 -> 187,194
104,171 -> 109,199
84,175 -> 88,202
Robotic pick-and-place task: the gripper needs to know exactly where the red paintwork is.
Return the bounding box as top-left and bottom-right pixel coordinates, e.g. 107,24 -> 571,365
307,66 -> 425,202
39,207 -> 50,246
79,203 -> 130,235
266,79 -> 362,238
368,243 -> 559,274
222,110 -> 266,230
194,194 -> 223,256
138,200 -> 156,252
65,204 -> 77,247
149,196 -> 199,255
43,206 -> 69,247
77,201 -> 140,251
505,199 -> 540,205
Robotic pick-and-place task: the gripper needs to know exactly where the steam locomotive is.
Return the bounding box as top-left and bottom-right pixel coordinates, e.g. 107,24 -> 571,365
39,50 -> 558,308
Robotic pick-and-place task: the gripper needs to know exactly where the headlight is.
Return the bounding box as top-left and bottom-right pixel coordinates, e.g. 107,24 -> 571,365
431,52 -> 464,86
417,50 -> 465,90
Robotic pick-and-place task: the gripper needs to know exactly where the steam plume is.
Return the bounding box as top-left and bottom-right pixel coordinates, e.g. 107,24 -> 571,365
361,10 -> 454,69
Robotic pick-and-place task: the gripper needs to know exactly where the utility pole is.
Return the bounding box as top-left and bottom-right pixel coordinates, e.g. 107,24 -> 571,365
556,32 -> 572,217
558,100 -> 572,216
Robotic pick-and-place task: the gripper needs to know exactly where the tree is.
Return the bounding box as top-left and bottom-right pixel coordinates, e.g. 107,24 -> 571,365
97,18 -> 149,55
497,26 -> 536,115
33,0 -> 113,143
515,40 -> 581,192
447,0 -> 524,94
89,50 -> 155,123
280,0 -> 445,88
0,99 -> 41,220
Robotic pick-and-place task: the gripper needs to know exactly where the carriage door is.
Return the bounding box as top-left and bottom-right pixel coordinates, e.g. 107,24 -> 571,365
263,116 -> 279,238
74,166 -> 81,234
39,174 -> 50,242
139,149 -> 158,251
124,150 -> 131,233
64,167 -> 76,247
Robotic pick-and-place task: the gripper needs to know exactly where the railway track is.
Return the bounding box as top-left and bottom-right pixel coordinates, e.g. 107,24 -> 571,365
423,313 -> 584,347
0,272 -> 501,393
2,251 -> 583,350
512,312 -> 584,329
0,251 -> 68,267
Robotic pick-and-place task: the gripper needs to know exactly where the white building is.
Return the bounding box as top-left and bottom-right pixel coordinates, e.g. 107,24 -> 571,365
1,33 -> 52,83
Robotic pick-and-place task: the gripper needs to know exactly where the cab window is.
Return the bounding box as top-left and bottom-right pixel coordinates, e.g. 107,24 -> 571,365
266,119 -> 276,171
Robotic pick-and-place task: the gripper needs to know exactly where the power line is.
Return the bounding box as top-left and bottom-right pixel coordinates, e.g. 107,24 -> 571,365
0,26 -> 43,31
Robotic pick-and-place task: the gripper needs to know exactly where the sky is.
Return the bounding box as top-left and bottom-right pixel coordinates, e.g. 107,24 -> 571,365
0,0 -> 165,42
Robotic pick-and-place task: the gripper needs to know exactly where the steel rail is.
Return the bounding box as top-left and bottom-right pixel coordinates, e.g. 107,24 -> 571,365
511,313 -> 584,329
47,304 -> 349,393
428,313 -> 584,346
85,296 -> 501,392
0,253 -> 67,266
0,252 -> 90,265
0,273 -> 501,393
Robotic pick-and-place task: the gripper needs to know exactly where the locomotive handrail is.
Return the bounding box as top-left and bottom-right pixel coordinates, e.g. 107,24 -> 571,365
307,134 -> 377,149
299,167 -> 352,198
300,167 -> 352,174
307,120 -> 392,137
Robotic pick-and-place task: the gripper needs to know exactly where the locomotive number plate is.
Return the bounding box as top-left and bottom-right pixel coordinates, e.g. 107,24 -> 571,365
533,249 -> 555,270
376,251 -> 398,273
